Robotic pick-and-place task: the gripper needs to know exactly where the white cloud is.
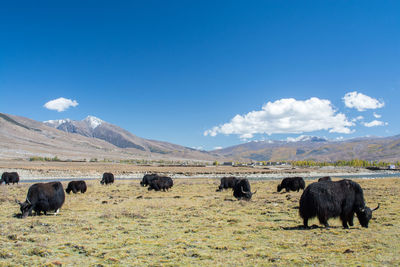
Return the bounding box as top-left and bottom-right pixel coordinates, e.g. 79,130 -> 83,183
44,97 -> 79,112
213,146 -> 223,150
352,116 -> 364,122
204,97 -> 354,138
286,135 -> 309,142
373,112 -> 382,119
343,91 -> 384,111
192,146 -> 204,150
363,120 -> 388,127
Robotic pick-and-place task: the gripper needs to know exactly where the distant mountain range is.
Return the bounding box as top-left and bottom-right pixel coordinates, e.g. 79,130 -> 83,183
213,135 -> 400,162
0,113 -> 215,161
1,112 -> 400,162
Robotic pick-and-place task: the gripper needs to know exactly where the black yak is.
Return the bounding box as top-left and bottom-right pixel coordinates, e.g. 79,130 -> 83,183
148,176 -> 173,191
100,172 -> 114,185
140,174 -> 159,187
318,176 -> 332,182
216,177 -> 239,192
66,180 -> 87,194
1,172 -> 20,185
16,182 -> 65,218
277,177 -> 305,192
233,178 -> 256,200
299,179 -> 379,228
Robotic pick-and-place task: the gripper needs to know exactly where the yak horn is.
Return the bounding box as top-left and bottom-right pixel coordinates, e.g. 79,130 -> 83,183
252,190 -> 257,195
372,204 -> 380,211
240,186 -> 250,194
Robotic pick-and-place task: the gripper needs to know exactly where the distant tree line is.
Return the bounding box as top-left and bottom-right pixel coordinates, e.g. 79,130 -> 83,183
29,156 -> 61,162
291,159 -> 399,168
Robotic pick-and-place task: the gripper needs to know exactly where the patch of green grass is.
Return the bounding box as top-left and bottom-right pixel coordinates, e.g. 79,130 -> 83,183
0,178 -> 399,265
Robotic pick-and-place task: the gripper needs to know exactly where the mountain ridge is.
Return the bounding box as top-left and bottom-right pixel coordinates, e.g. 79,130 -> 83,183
1,112 -> 400,162
0,113 -> 215,161
212,135 -> 400,162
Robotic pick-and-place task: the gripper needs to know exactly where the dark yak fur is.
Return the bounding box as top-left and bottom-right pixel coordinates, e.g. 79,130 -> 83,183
277,177 -> 305,192
1,172 -> 20,185
100,172 -> 114,185
16,182 -> 65,218
318,176 -> 332,182
216,177 -> 239,192
140,174 -> 159,187
299,179 -> 379,229
233,178 -> 256,200
148,176 -> 173,191
66,180 -> 87,194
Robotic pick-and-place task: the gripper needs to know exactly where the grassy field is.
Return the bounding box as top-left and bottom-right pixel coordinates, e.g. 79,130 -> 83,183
0,178 -> 399,266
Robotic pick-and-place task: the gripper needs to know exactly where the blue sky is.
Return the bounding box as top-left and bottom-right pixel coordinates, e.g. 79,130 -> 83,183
1,1 -> 399,150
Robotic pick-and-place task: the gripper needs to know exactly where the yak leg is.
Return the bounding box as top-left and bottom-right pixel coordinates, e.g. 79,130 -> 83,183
340,214 -> 349,229
303,218 -> 309,228
348,213 -> 354,226
318,215 -> 329,228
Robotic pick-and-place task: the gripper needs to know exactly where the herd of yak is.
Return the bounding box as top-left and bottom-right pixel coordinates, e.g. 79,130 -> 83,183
1,171 -> 379,229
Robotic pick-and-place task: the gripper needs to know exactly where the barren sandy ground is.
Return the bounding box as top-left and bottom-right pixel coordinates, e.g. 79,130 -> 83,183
0,160 -> 378,180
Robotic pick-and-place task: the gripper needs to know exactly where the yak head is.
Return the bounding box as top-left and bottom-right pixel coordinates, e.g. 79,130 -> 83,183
357,204 -> 380,228
15,199 -> 32,218
240,187 -> 257,200
277,184 -> 282,192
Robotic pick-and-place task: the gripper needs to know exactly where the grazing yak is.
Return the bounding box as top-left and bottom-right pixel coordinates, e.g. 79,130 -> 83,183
100,172 -> 114,185
148,176 -> 173,191
140,174 -> 159,187
299,179 -> 379,229
277,177 -> 305,192
318,176 -> 332,182
66,180 -> 87,194
16,182 -> 65,218
233,178 -> 256,200
1,172 -> 20,185
216,177 -> 239,192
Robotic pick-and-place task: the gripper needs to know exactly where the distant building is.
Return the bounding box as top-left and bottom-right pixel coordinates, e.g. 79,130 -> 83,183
223,162 -> 235,166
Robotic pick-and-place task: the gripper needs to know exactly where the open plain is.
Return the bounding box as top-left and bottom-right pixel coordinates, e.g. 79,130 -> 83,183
0,165 -> 399,266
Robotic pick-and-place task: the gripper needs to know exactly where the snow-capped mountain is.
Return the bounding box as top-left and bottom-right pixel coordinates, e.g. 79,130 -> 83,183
44,116 -> 102,138
286,135 -> 328,142
43,115 -> 213,159
43,119 -> 71,128
84,116 -> 103,129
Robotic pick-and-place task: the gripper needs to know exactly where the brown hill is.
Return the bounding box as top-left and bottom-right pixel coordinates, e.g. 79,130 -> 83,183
0,113 -> 215,161
212,136 -> 400,162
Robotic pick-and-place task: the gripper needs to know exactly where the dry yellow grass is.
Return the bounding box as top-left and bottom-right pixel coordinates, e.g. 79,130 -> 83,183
0,178 -> 399,266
